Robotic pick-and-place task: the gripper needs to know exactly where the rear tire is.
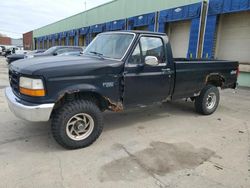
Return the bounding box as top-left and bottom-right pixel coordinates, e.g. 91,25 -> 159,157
195,85 -> 220,115
51,100 -> 103,149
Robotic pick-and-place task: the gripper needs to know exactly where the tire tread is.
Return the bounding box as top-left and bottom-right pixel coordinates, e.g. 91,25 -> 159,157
51,100 -> 103,149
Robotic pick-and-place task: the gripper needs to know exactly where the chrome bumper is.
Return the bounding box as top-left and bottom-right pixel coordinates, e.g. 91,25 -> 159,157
5,87 -> 55,122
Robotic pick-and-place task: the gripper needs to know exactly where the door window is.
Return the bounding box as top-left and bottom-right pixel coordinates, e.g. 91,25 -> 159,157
128,36 -> 165,65
140,37 -> 165,63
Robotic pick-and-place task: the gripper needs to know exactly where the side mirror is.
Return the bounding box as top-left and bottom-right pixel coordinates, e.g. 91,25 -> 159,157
145,56 -> 159,66
53,52 -> 58,56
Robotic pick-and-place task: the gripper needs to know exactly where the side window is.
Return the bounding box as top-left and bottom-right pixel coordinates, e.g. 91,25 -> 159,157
140,37 -> 165,63
128,43 -> 141,64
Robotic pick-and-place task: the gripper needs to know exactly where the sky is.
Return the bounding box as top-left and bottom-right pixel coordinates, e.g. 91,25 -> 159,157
0,0 -> 112,39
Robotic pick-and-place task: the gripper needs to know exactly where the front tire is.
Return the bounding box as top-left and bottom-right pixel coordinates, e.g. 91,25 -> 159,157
195,85 -> 220,115
51,100 -> 103,149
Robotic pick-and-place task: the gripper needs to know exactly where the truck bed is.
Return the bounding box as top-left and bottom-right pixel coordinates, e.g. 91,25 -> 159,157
172,59 -> 238,100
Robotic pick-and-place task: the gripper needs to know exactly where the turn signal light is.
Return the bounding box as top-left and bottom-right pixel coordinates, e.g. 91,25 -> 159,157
20,87 -> 45,97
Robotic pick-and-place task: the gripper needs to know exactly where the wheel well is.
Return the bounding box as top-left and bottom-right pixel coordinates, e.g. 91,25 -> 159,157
54,91 -> 108,111
206,74 -> 225,87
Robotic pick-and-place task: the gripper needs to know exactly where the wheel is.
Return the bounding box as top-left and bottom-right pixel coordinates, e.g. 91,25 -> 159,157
51,100 -> 103,149
194,85 -> 220,115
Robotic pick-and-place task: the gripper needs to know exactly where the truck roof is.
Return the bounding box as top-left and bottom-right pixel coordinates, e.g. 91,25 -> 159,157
102,30 -> 167,36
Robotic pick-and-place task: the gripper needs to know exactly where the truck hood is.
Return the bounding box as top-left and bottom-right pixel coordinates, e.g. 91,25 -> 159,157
11,55 -> 123,77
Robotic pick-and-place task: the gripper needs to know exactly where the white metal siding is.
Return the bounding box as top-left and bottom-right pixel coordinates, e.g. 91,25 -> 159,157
215,12 -> 250,63
166,20 -> 191,58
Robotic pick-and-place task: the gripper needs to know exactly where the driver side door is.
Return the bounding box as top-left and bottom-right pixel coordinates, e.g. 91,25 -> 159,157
123,35 -> 172,106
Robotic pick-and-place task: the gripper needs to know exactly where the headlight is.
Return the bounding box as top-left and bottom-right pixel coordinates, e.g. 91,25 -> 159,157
19,77 -> 45,96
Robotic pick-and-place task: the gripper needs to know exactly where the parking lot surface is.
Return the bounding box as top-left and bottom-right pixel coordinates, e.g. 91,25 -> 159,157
0,56 -> 249,188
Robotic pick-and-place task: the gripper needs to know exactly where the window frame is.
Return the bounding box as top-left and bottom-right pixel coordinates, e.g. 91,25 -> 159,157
83,32 -> 136,61
126,34 -> 167,67
128,40 -> 143,65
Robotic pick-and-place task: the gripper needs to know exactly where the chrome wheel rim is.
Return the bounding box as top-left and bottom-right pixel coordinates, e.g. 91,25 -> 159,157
66,113 -> 94,141
206,92 -> 216,110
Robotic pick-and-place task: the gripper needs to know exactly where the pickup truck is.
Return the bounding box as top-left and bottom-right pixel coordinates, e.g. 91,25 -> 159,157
5,31 -> 239,149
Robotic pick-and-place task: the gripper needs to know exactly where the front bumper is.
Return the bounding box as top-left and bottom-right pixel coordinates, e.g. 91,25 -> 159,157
5,87 -> 55,122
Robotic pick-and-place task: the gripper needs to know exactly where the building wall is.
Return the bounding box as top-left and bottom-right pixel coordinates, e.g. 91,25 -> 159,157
11,38 -> 23,47
0,37 -> 11,45
33,0 -> 201,38
23,31 -> 33,50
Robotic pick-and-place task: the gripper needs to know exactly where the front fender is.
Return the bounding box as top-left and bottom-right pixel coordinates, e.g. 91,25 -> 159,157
55,83 -> 102,102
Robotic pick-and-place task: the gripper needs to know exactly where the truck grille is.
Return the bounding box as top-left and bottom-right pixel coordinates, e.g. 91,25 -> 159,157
9,69 -> 19,94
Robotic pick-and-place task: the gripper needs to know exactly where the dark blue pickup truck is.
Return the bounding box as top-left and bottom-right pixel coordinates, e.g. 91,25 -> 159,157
5,31 -> 239,149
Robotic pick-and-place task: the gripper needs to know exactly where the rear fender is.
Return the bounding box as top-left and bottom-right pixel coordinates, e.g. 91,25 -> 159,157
205,73 -> 225,87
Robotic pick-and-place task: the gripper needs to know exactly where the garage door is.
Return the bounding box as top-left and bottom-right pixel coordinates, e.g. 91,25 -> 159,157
61,38 -> 65,46
166,20 -> 191,58
69,37 -> 74,46
215,12 -> 250,63
49,41 -> 52,47
79,36 -> 85,46
134,26 -> 148,31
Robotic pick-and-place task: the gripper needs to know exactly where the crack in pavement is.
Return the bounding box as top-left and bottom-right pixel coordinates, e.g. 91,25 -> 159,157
0,134 -> 47,146
244,123 -> 250,177
57,156 -> 66,188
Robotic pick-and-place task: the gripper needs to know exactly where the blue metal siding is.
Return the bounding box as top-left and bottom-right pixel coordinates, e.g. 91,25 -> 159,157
158,2 -> 201,32
52,34 -> 55,46
74,30 -> 79,46
89,23 -> 106,33
127,12 -> 155,31
202,15 -> 218,58
187,17 -> 200,58
208,0 -> 250,15
79,27 -> 89,35
202,0 -> 250,58
106,19 -> 126,31
66,35 -> 69,46
158,2 -> 202,58
88,23 -> 106,43
68,30 -> 75,37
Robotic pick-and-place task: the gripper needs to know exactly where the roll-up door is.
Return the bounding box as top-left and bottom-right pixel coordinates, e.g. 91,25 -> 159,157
79,35 -> 85,46
69,37 -> 74,46
214,12 -> 250,63
166,20 -> 191,58
61,38 -> 65,46
49,40 -> 52,48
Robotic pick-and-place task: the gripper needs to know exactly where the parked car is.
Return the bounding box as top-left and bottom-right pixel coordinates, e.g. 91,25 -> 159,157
25,46 -> 83,58
0,46 -> 3,55
3,46 -> 22,57
6,54 -> 25,64
5,31 -> 239,149
6,49 -> 46,64
0,45 -> 7,56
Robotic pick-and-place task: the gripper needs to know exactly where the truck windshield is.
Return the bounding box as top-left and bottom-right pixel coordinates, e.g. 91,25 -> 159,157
84,33 -> 134,60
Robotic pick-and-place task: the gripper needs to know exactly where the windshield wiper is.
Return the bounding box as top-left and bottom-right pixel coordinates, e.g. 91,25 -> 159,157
89,51 -> 104,58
